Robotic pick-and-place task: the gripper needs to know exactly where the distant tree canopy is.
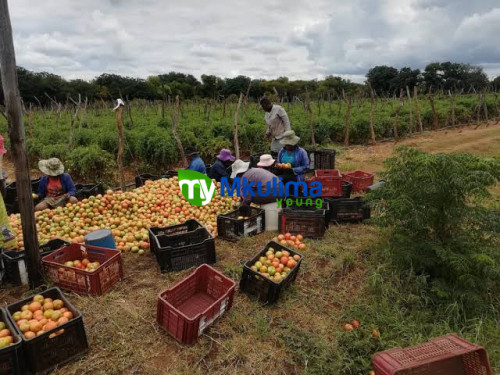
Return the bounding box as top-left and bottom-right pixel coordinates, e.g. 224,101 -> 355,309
0,61 -> 496,106
366,62 -> 490,96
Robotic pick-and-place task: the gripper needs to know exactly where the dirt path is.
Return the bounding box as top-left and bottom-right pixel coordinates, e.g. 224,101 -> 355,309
336,122 -> 500,173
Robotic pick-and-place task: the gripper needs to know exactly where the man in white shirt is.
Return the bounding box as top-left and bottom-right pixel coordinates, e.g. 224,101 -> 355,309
260,98 -> 292,153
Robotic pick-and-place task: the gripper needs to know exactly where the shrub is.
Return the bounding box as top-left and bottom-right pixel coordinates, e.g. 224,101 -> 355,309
369,147 -> 500,307
66,145 -> 116,184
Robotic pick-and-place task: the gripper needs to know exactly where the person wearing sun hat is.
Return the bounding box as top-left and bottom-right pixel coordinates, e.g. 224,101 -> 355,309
208,149 -> 235,182
35,158 -> 77,211
185,147 -> 206,174
231,159 -> 282,206
256,154 -> 275,172
277,130 -> 310,182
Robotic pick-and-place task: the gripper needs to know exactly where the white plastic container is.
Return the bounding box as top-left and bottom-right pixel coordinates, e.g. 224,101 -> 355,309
260,202 -> 282,231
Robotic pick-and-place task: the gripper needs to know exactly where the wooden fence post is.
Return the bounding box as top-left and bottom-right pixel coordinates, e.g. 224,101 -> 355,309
0,0 -> 41,287
172,95 -> 187,166
113,100 -> 126,191
414,86 -> 423,132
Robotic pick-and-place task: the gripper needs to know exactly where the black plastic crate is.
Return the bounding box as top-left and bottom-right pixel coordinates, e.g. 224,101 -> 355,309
5,179 -> 41,214
149,222 -> 215,272
74,183 -> 105,200
6,287 -> 89,374
148,220 -> 205,254
0,308 -> 24,375
239,241 -> 303,304
278,208 -> 328,238
164,170 -> 178,179
39,238 -> 70,258
282,197 -> 331,223
217,206 -> 265,241
342,181 -> 352,198
306,149 -> 336,170
134,173 -> 163,188
327,197 -> 367,223
1,251 -> 28,286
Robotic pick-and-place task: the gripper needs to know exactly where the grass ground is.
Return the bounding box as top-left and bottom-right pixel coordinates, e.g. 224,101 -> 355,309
1,122 -> 499,374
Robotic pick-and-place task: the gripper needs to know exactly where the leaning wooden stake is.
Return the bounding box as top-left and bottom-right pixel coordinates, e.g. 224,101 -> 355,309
233,93 -> 243,159
448,90 -> 456,127
114,100 -> 126,191
414,86 -> 423,132
172,95 -> 187,166
428,92 -> 438,130
343,89 -> 352,147
305,90 -> 316,146
406,86 -> 413,135
368,86 -> 376,144
0,0 -> 41,287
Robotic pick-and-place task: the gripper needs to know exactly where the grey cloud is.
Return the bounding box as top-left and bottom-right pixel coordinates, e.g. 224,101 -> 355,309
6,0 -> 500,82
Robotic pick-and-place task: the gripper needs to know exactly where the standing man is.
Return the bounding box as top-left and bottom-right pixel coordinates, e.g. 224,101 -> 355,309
260,98 -> 291,154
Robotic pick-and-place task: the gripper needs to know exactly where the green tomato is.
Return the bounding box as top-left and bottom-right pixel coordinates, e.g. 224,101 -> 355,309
268,266 -> 276,276
0,322 -> 5,330
275,251 -> 283,258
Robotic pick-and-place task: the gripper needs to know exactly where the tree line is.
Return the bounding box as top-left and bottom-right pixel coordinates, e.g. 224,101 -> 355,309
1,62 -> 499,106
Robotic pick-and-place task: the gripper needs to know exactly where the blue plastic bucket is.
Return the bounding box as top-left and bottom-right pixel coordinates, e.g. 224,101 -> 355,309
84,229 -> 116,250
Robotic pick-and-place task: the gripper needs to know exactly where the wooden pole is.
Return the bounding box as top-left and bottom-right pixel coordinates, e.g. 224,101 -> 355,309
368,85 -> 376,144
172,95 -> 187,166
305,90 -> 316,146
114,101 -> 126,191
448,90 -> 456,127
406,86 -> 413,135
343,89 -> 351,147
428,92 -> 438,131
233,93 -> 243,159
0,0 -> 41,287
414,86 -> 423,132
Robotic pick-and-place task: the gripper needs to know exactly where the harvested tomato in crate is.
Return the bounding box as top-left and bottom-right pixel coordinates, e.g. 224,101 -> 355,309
372,334 -> 492,375
42,243 -> 123,295
157,264 -> 236,345
6,287 -> 88,374
0,308 -> 24,375
217,206 -> 265,241
239,241 -> 303,304
343,170 -> 375,192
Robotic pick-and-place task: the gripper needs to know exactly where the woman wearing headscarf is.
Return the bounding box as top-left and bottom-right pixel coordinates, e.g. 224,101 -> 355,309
208,149 -> 235,182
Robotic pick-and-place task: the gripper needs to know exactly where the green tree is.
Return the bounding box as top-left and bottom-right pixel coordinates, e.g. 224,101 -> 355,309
370,147 -> 500,307
366,66 -> 399,96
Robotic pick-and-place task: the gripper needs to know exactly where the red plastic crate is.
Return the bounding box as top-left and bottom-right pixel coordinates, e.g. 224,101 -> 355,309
372,334 -> 492,375
157,264 -> 236,345
42,243 -> 123,295
308,169 -> 343,197
343,170 -> 375,192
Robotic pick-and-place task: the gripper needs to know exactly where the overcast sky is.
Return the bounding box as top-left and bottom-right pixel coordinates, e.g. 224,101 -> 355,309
8,0 -> 500,83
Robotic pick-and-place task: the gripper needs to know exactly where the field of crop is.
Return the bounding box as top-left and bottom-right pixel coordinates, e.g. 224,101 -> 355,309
1,123 -> 499,375
0,93 -> 498,186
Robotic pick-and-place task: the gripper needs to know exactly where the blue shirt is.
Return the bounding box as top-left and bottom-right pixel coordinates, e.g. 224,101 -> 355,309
208,159 -> 228,181
37,174 -> 76,199
277,147 -> 309,182
187,156 -> 206,174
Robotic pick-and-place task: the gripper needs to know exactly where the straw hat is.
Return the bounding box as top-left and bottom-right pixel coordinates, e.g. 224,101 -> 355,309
230,159 -> 250,179
39,158 -> 64,177
279,130 -> 300,146
257,154 -> 275,167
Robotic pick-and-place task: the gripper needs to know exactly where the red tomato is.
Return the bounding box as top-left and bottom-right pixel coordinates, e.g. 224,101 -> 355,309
352,320 -> 360,329
280,257 -> 289,265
